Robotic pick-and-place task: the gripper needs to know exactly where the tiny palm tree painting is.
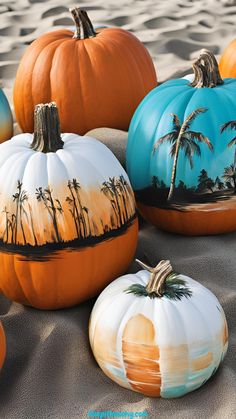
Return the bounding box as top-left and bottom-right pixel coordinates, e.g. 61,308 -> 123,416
0,175 -> 136,250
221,120 -> 236,193
153,108 -> 213,201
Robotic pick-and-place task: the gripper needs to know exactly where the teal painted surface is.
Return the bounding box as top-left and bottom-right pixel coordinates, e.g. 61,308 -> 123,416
0,89 -> 13,142
127,78 -> 236,191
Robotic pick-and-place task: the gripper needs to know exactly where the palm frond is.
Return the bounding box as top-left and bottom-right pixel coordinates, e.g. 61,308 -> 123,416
183,107 -> 208,132
170,113 -> 181,132
181,136 -> 201,156
153,132 -> 178,155
169,142 -> 177,158
125,283 -> 149,297
183,143 -> 194,169
220,120 -> 236,133
185,131 -> 213,150
124,274 -> 192,301
227,136 -> 236,148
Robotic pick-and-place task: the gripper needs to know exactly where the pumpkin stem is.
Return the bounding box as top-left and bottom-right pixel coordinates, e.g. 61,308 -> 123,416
190,49 -> 224,88
70,8 -> 96,39
135,259 -> 173,297
31,102 -> 64,153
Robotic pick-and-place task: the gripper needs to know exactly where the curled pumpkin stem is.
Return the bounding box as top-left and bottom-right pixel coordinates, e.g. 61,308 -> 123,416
190,49 -> 224,88
70,7 -> 96,39
135,259 -> 173,297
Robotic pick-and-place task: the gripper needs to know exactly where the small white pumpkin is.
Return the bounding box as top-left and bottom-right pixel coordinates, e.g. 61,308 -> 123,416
89,260 -> 228,398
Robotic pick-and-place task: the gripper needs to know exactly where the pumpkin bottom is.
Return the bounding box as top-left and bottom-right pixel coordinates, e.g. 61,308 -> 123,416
0,323 -> 6,369
0,219 -> 138,309
137,201 -> 236,235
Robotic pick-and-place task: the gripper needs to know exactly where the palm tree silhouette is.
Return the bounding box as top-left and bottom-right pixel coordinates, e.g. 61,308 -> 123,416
2,207 -> 9,243
28,203 -> 38,246
67,180 -> 81,237
101,177 -> 123,226
117,175 -> 130,222
220,120 -> 236,188
12,180 -> 22,244
13,181 -> 29,244
222,165 -> 236,192
36,187 -> 61,242
19,190 -> 28,245
82,206 -> 91,236
153,108 -> 213,201
215,176 -> 224,191
72,179 -> 87,237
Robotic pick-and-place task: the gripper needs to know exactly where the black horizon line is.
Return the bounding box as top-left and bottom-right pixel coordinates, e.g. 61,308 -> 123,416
0,214 -> 137,261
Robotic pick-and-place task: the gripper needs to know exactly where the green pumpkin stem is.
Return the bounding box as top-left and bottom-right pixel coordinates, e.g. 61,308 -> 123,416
135,259 -> 173,297
190,49 -> 224,88
31,102 -> 64,153
70,8 -> 96,39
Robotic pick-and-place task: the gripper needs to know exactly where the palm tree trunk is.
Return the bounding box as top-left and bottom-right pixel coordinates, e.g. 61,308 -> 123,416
114,190 -> 122,226
68,185 -> 81,237
47,191 -> 61,242
15,198 -> 20,244
122,194 -> 129,223
75,190 -> 87,237
28,204 -> 38,246
167,134 -> 182,201
20,206 -> 27,245
86,212 -> 91,236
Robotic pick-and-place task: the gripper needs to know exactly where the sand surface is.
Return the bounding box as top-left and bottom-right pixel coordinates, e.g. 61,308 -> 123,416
1,0 -> 236,133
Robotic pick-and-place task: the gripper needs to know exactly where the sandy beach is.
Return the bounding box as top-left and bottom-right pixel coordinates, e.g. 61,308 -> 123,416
1,0 -> 236,133
0,2 -> 236,419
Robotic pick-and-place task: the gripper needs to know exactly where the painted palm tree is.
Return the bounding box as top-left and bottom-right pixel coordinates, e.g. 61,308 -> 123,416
222,165 -> 236,192
101,177 -> 123,226
8,214 -> 16,244
221,120 -> 236,191
36,187 -> 61,242
2,207 -> 9,243
67,181 -> 81,237
66,195 -> 80,237
153,108 -> 213,201
215,176 -> 225,191
12,180 -> 23,244
19,190 -> 28,245
28,203 -> 38,246
82,206 -> 91,236
12,181 -> 29,245
72,178 -> 87,237
116,176 -> 129,222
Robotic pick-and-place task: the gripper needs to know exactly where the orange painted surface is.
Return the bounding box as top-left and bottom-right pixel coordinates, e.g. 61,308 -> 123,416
13,28 -> 157,135
222,317 -> 229,348
0,121 -> 13,144
0,322 -> 6,369
137,201 -> 236,235
191,352 -> 213,371
122,314 -> 161,397
0,218 -> 138,310
219,39 -> 236,78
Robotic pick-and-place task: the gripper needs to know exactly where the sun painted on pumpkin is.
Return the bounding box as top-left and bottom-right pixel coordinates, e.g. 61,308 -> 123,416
89,260 -> 228,398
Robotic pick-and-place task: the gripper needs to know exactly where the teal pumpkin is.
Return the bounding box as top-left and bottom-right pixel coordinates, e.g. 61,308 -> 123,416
126,49 -> 236,236
0,89 -> 13,143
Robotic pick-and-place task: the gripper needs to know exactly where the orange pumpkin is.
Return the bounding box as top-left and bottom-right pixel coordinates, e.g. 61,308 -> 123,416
0,103 -> 138,309
219,39 -> 236,78
0,322 -> 6,370
13,8 -> 157,135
